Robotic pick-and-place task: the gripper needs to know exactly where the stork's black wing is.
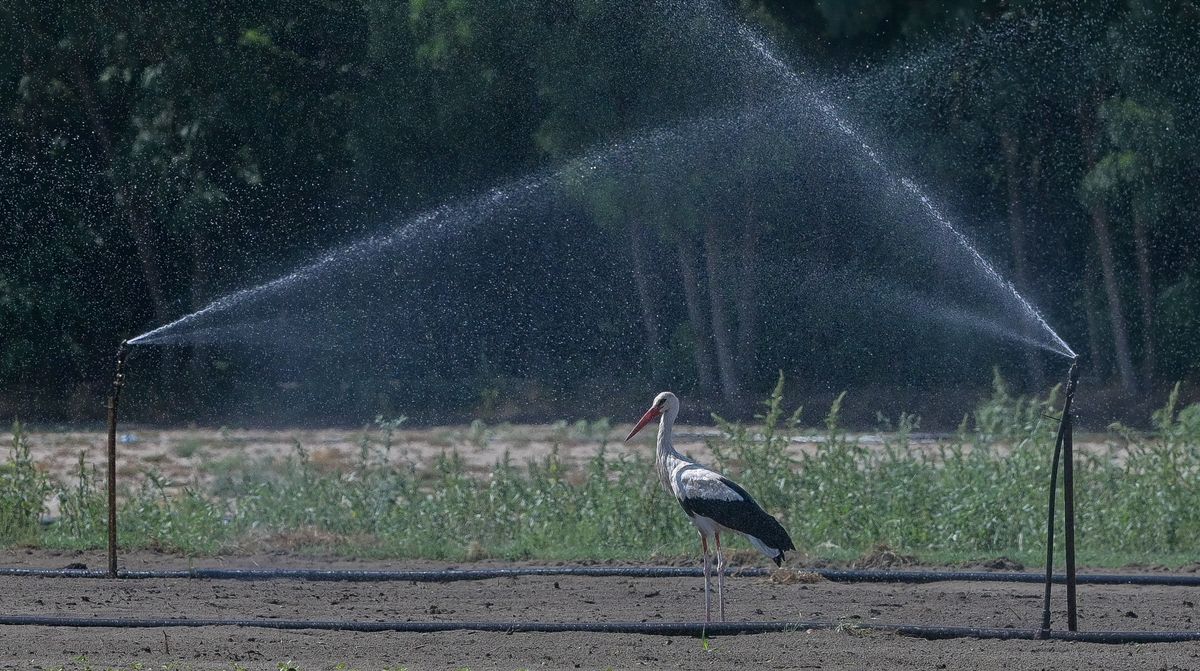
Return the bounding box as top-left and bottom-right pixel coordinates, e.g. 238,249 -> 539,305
676,466 -> 795,556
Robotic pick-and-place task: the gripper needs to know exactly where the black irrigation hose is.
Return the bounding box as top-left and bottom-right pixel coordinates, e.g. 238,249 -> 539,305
2,615 -> 1200,643
886,625 -> 1200,644
5,566 -> 1200,586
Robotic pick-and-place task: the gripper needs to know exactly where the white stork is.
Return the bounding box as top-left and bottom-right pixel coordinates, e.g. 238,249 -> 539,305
625,391 -> 795,622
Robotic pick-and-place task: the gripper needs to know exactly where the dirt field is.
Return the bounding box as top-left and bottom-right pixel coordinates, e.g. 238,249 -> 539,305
8,424 -> 933,480
9,424 -> 1115,487
2,550 -> 1200,670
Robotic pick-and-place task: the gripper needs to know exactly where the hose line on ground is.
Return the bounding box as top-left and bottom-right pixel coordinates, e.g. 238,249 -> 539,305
4,566 -> 1200,586
1,615 -> 1198,643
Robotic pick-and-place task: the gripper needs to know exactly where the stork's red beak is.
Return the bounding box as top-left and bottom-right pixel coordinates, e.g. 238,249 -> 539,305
625,405 -> 662,442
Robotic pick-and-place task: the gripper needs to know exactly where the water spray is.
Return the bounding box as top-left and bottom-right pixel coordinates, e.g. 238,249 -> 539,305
1039,356 -> 1080,636
734,22 -> 1076,360
105,340 -> 129,578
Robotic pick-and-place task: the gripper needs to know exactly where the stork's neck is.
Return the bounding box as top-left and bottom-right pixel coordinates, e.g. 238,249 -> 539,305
656,405 -> 683,461
657,403 -> 686,494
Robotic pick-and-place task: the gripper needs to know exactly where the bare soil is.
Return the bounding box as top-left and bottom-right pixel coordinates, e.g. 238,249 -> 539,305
2,550 -> 1199,670
9,424 -> 1116,489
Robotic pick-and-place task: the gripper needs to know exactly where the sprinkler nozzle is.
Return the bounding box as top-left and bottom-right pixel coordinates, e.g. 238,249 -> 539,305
1066,357 -> 1079,396
113,340 -> 129,391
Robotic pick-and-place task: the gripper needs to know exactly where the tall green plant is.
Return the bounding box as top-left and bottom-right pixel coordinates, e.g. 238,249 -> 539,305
0,422 -> 51,543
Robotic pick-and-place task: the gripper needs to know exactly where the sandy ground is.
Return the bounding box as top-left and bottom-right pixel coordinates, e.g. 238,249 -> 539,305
8,424 -> 1117,486
1,550 -> 1199,670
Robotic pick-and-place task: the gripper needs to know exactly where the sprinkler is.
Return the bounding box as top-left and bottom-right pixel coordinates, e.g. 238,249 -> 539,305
1039,356 -> 1080,636
105,340 -> 129,578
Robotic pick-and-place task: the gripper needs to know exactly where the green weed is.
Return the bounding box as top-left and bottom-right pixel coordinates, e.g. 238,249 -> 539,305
172,438 -> 205,459
0,420 -> 52,543
5,376 -> 1200,566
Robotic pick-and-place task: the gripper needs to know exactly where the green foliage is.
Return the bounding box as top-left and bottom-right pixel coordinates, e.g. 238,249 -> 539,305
1081,97 -> 1177,207
710,371 -> 802,514
1105,382 -> 1200,551
970,367 -> 1059,447
39,422 -> 685,558
56,452 -> 105,542
703,373 -> 1200,562
8,376 -> 1200,564
1157,271 -> 1200,374
0,421 -> 51,543
570,417 -> 612,442
4,0 -> 1200,421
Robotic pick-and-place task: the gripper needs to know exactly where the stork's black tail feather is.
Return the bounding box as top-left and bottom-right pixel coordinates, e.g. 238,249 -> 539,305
753,512 -> 795,557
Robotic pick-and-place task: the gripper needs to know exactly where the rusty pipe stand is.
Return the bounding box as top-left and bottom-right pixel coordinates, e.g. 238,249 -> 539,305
105,341 -> 129,578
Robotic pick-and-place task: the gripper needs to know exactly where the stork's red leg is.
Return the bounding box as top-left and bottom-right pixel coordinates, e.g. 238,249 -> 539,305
715,532 -> 726,622
700,532 -> 711,623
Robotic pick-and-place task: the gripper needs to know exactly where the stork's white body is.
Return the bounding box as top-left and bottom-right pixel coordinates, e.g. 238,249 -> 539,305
629,391 -> 795,622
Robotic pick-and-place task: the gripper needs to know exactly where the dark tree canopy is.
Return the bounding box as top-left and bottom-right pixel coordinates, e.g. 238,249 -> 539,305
2,0 -> 1198,426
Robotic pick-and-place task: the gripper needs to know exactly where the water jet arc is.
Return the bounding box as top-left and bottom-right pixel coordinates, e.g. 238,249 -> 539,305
733,21 -> 1075,359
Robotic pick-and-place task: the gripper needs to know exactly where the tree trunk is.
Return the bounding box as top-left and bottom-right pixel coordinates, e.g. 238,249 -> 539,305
1088,204 -> 1137,391
1083,246 -> 1108,380
1080,102 -> 1137,392
734,138 -> 761,402
703,221 -> 741,407
189,222 -> 214,379
734,222 -> 760,391
189,226 -> 212,314
610,90 -> 663,384
1131,205 -> 1156,383
676,235 -> 716,397
70,60 -> 169,323
1001,132 -> 1046,392
625,217 -> 664,384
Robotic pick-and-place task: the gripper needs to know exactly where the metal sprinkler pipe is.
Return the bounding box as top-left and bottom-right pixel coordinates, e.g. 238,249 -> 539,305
1063,358 -> 1080,630
105,341 -> 129,578
1039,356 -> 1080,637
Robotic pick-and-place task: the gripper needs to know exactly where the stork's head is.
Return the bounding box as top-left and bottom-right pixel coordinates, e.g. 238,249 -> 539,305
624,391 -> 679,442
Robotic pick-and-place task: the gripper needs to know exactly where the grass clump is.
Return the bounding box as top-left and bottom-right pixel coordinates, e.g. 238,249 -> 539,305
0,421 -> 52,543
704,373 -> 1200,565
4,375 -> 1200,566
